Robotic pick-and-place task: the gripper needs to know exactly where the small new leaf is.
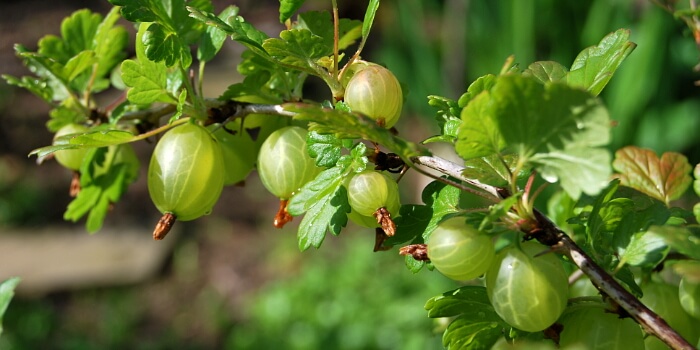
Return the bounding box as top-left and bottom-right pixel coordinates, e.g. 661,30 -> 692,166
567,28 -> 636,96
612,146 -> 693,206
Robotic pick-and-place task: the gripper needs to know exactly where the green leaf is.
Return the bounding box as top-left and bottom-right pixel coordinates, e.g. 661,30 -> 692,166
458,74 -> 497,108
359,0 -> 380,50
121,23 -> 177,105
389,204 -> 432,246
492,75 -> 611,199
2,74 -> 54,103
298,11 -> 335,49
288,166 -> 345,216
93,7 -> 129,79
425,286 -> 505,350
421,179 -> 462,241
647,226 -> 700,260
522,61 -> 568,84
0,277 -> 20,337
285,103 -> 429,164
425,286 -> 492,319
456,91 -> 504,160
263,29 -> 332,75
197,6 -> 236,61
694,163 -> 700,197
65,145 -> 140,233
306,131 -> 351,168
29,129 -> 137,158
612,201 -> 670,268
110,0 -> 160,22
279,0 -> 306,23
41,9 -> 102,59
461,154 -> 522,188
617,230 -> 669,268
612,146 -> 693,206
296,186 -> 349,250
188,3 -> 270,57
143,22 -> 191,68
426,95 -> 461,143
567,29 -> 636,96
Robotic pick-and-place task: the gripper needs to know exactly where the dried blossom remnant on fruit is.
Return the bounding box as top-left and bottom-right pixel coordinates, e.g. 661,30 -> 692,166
399,244 -> 429,261
273,199 -> 293,228
153,212 -> 176,240
70,171 -> 81,197
374,207 -> 396,236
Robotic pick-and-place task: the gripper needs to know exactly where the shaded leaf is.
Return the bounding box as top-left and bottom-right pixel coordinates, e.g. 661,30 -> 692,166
612,146 -> 693,205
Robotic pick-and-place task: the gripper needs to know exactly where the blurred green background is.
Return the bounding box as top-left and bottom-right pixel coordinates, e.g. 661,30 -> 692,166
0,0 -> 698,349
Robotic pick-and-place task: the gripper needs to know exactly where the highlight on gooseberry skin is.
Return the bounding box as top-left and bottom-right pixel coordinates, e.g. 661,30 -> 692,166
426,217 -> 495,281
343,63 -> 403,129
257,126 -> 321,228
485,241 -> 568,332
148,121 -> 225,239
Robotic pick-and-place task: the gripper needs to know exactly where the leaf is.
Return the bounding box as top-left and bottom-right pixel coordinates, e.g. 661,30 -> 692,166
426,95 -> 461,143
359,0 -> 380,51
263,29 -> 332,75
457,74 -> 497,108
0,277 -> 21,337
522,61 -> 568,84
421,179 -> 462,241
612,201 -> 671,268
456,91 -> 504,160
647,225 -> 700,260
567,28 -> 636,96
143,22 -> 190,68
30,129 -> 136,158
694,163 -> 700,196
2,74 -> 54,103
389,204 -> 432,246
425,286 -> 505,350
197,6 -> 236,61
306,131 -> 352,168
461,154 -> 522,188
491,75 -> 612,199
288,166 -> 345,215
296,186 -> 349,250
64,145 -> 140,233
617,230 -> 669,268
285,103 -> 429,164
297,11 -> 335,50
612,146 -> 693,205
121,23 -> 177,105
279,0 -> 306,23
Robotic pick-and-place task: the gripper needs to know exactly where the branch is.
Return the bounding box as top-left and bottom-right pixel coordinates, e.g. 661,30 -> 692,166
411,153 -> 695,350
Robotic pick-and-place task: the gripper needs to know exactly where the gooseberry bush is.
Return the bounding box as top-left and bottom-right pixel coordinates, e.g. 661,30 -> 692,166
2,0 -> 700,349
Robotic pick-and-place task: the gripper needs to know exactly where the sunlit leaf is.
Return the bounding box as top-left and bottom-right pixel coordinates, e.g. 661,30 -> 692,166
612,146 -> 693,205
567,29 -> 636,96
